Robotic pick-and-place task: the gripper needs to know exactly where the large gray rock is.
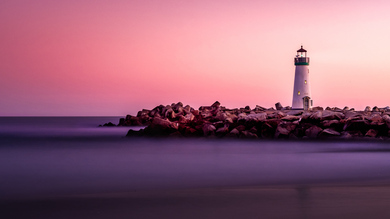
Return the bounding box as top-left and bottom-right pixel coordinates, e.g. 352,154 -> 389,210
372,106 -> 379,112
211,101 -> 221,109
275,102 -> 283,110
245,113 -> 267,122
383,115 -> 390,128
287,110 -> 303,116
312,106 -> 324,111
144,118 -> 178,136
172,102 -> 184,113
254,105 -> 267,111
281,115 -> 301,121
178,113 -> 195,124
309,111 -> 323,120
275,122 -> 296,138
202,124 -> 216,136
225,128 -> 240,138
322,128 -> 341,136
216,126 -> 229,135
343,120 -> 370,132
321,119 -> 340,128
369,114 -> 384,125
305,125 -> 323,138
165,108 -> 176,120
365,129 -> 378,138
321,110 -> 345,120
240,131 -> 258,139
200,110 -> 213,119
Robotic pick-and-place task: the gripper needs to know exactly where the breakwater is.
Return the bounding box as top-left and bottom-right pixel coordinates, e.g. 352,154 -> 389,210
109,102 -> 390,140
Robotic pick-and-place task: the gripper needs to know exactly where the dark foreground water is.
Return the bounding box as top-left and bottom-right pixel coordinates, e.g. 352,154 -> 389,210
1,117 -> 390,218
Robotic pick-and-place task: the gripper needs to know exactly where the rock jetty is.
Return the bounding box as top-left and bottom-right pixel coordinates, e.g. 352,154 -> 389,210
111,101 -> 390,140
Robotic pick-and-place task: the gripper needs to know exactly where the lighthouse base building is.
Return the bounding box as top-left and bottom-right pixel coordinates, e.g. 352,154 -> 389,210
292,46 -> 313,110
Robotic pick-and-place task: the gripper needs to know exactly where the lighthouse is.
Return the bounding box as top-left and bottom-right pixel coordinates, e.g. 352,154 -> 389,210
292,46 -> 312,110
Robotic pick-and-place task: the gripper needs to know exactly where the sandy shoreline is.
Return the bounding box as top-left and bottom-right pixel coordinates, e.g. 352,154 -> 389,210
3,182 -> 390,219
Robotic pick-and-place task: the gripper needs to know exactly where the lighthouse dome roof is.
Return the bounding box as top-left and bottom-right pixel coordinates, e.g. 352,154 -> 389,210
297,46 -> 307,52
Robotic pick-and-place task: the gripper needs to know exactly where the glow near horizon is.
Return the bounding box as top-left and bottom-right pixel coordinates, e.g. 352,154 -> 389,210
1,0 -> 390,116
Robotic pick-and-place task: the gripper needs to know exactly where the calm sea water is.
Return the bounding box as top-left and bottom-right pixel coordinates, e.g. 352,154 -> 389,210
1,117 -> 390,201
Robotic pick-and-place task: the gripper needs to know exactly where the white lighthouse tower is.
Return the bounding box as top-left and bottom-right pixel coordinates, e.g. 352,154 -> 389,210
292,46 -> 312,110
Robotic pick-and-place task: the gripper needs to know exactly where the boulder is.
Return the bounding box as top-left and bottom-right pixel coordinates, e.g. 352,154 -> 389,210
200,110 -> 213,119
172,102 -> 184,113
321,119 -> 340,128
215,111 -> 228,121
346,130 -> 363,138
344,111 -> 363,121
126,129 -> 144,137
202,124 -> 216,136
103,122 -> 116,127
369,114 -> 384,125
248,126 -> 258,134
254,105 -> 267,111
275,122 -> 296,138
211,101 -> 221,109
192,110 -> 200,116
225,128 -> 240,138
178,113 -> 195,124
281,115 -> 301,121
235,125 -> 246,132
321,110 -> 345,120
343,120 -> 370,132
312,106 -> 324,111
301,112 -> 312,120
237,113 -> 247,121
287,110 -> 303,116
275,102 -> 283,110
119,115 -> 143,126
305,125 -> 323,138
183,127 -> 199,137
245,113 -> 267,122
216,126 -> 229,136
144,118 -> 178,136
167,109 -> 177,120
364,106 -> 371,112
309,111 -> 323,120
240,131 -> 258,139
383,115 -> 390,128
340,131 -> 353,139
321,128 -> 341,136
260,119 -> 281,138
127,116 -> 143,126
365,129 -> 378,138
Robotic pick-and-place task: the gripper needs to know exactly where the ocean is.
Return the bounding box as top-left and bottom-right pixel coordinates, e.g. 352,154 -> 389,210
1,117 -> 390,218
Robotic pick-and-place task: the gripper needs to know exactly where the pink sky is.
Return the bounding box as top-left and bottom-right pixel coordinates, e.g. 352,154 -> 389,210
1,0 -> 390,116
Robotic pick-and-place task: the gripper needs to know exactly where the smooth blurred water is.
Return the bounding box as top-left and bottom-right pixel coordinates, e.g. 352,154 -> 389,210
1,117 -> 390,201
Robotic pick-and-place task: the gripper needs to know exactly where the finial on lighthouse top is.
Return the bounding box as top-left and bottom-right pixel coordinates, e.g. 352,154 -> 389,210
297,45 -> 307,53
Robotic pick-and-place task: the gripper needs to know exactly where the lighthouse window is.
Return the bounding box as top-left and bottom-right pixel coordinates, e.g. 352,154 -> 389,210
304,80 -> 307,84
298,91 -> 301,95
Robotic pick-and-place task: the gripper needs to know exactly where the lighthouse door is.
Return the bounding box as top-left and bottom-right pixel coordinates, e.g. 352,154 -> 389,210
303,96 -> 311,110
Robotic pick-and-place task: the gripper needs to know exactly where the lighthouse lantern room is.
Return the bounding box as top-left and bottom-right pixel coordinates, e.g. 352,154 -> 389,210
292,46 -> 312,109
